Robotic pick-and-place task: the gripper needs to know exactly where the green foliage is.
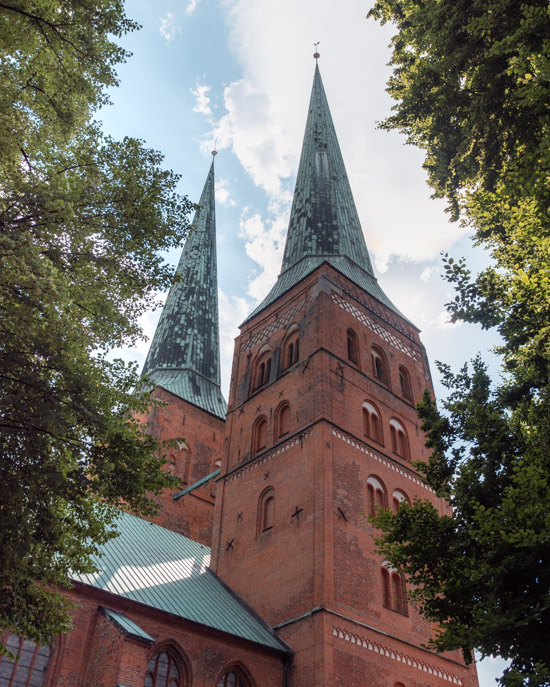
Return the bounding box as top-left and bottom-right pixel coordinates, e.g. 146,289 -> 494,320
0,1 -> 194,647
368,0 -> 550,684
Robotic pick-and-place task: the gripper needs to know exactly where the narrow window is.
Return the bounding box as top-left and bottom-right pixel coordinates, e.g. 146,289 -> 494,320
381,563 -> 407,614
283,327 -> 300,369
144,650 -> 183,687
258,488 -> 275,534
253,417 -> 267,454
218,672 -> 247,687
363,401 -> 383,444
277,403 -> 290,438
399,366 -> 413,402
371,346 -> 388,384
367,476 -> 386,517
347,329 -> 359,365
253,351 -> 272,391
0,636 -> 51,687
392,489 -> 410,514
390,419 -> 410,461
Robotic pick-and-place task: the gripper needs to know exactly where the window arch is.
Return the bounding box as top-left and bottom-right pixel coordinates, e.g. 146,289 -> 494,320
217,666 -> 253,687
258,487 -> 275,534
252,416 -> 267,454
392,489 -> 411,514
399,366 -> 413,402
276,402 -> 290,438
381,562 -> 407,614
283,325 -> 300,369
144,646 -> 188,687
371,345 -> 389,384
252,349 -> 272,391
363,401 -> 383,444
367,476 -> 386,517
0,635 -> 51,687
347,328 -> 359,365
390,419 -> 410,461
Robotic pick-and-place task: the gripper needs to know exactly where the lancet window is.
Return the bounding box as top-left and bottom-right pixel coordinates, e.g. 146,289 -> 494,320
258,487 -> 275,534
371,345 -> 389,384
217,668 -> 250,687
363,401 -> 383,444
347,328 -> 359,365
276,402 -> 291,438
390,419 -> 410,461
0,635 -> 51,687
392,489 -> 410,513
144,648 -> 185,687
253,417 -> 267,454
252,350 -> 272,391
399,366 -> 413,402
367,476 -> 386,517
283,325 -> 300,369
382,562 -> 407,614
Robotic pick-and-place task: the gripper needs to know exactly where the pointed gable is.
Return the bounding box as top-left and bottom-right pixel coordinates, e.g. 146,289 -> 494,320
244,64 -> 404,323
142,159 -> 227,419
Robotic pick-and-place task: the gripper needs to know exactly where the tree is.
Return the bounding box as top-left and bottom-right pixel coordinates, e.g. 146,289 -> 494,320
367,0 -> 550,684
0,1 -> 194,648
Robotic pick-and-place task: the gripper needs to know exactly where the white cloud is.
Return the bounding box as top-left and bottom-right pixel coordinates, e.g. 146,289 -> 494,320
421,266 -> 441,282
435,308 -> 461,330
238,212 -> 287,303
191,83 -> 213,119
218,288 -> 250,396
215,178 -> 237,207
185,0 -> 200,15
159,12 -> 181,41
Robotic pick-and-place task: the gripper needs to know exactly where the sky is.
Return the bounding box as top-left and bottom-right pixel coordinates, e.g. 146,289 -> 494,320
102,1 -> 506,683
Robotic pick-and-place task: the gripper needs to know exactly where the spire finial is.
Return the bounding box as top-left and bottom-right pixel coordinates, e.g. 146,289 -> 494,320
313,42 -> 320,61
212,137 -> 218,156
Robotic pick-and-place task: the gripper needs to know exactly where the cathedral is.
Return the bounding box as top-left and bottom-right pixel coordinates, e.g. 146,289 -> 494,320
0,63 -> 480,687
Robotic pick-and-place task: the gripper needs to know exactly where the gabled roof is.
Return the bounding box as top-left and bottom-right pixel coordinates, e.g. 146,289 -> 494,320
142,159 -> 227,419
244,64 -> 404,323
73,512 -> 291,655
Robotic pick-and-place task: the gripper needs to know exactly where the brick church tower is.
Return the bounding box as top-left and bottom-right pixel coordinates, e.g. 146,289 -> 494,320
210,63 -> 479,687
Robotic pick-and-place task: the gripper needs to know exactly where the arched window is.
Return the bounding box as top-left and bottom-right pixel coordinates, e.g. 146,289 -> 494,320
217,668 -> 251,687
371,345 -> 389,384
276,402 -> 290,438
363,401 -> 383,444
258,487 -> 275,534
392,489 -> 410,514
283,326 -> 300,369
381,562 -> 407,614
252,350 -> 272,391
367,476 -> 386,517
0,635 -> 51,687
253,417 -> 267,454
144,648 -> 185,687
347,329 -> 359,365
399,366 -> 413,402
390,419 -> 410,461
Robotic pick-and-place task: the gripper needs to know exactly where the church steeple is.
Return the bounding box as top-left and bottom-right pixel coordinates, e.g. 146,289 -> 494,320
245,62 -> 403,322
142,158 -> 227,419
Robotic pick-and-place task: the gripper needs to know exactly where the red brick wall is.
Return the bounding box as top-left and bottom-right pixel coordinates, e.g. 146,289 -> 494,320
52,585 -> 286,687
140,388 -> 225,545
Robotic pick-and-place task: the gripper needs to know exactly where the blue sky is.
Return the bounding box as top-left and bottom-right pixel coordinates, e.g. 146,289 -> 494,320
103,2 -> 507,683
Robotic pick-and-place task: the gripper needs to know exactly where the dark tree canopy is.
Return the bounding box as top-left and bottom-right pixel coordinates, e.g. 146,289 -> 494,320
0,1 -> 193,648
368,0 -> 550,684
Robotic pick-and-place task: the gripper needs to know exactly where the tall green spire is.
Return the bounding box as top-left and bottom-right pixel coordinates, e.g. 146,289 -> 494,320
245,63 -> 402,322
142,158 -> 227,419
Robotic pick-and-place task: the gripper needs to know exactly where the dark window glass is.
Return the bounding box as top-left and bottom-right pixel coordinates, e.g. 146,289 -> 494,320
0,636 -> 51,687
144,651 -> 181,687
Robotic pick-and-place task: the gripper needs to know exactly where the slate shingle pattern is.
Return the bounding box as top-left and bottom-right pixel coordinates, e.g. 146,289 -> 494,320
74,513 -> 290,654
142,161 -> 227,418
245,64 -> 403,323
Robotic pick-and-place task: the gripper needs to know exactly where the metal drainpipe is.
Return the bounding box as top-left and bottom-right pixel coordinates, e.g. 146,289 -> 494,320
283,654 -> 293,687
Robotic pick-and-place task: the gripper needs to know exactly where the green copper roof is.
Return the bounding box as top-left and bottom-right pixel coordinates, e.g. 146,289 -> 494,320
73,513 -> 291,655
99,606 -> 154,645
245,64 -> 403,323
142,160 -> 227,419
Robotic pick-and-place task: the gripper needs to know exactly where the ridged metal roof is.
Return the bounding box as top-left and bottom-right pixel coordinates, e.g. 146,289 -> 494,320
73,513 -> 290,655
244,64 -> 402,323
142,160 -> 227,419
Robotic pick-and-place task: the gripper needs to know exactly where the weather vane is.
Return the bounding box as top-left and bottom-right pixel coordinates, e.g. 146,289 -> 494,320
313,42 -> 320,60
212,137 -> 218,156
